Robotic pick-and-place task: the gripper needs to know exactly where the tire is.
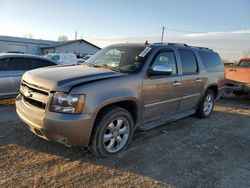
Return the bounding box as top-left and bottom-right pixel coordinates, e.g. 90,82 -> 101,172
195,89 -> 215,118
89,106 -> 134,158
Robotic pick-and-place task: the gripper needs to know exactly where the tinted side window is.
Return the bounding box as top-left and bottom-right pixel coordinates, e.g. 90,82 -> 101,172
24,58 -> 55,70
151,51 -> 177,75
40,60 -> 56,66
199,52 -> 224,72
0,58 -> 23,71
179,50 -> 198,74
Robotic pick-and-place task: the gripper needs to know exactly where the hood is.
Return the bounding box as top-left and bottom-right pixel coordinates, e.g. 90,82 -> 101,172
22,65 -> 126,92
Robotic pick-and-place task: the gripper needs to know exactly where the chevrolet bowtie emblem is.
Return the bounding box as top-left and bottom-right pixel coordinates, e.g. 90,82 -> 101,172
28,92 -> 33,98
23,89 -> 33,98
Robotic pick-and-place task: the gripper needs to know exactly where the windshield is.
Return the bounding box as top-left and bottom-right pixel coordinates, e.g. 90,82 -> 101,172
238,60 -> 250,67
85,46 -> 151,73
45,54 -> 60,62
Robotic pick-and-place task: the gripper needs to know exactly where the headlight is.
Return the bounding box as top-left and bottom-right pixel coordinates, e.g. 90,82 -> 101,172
50,92 -> 84,114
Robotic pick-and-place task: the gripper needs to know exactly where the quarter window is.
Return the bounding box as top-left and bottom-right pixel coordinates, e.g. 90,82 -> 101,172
179,50 -> 198,74
151,51 -> 177,75
199,51 -> 224,72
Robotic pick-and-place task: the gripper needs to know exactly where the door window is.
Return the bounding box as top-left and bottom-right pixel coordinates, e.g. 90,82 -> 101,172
23,58 -> 56,70
151,51 -> 177,75
0,58 -> 23,71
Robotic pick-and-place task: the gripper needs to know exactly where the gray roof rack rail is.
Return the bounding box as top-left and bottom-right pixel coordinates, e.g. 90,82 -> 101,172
153,42 -> 189,47
193,46 -> 213,51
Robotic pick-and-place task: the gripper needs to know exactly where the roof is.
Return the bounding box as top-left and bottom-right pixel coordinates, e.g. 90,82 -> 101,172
0,35 -> 101,50
239,58 -> 250,61
0,35 -> 57,46
41,39 -> 101,50
111,42 -> 213,50
0,53 -> 53,61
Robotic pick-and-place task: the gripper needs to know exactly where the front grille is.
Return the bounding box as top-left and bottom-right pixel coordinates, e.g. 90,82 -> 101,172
21,81 -> 50,110
21,82 -> 49,96
23,95 -> 46,109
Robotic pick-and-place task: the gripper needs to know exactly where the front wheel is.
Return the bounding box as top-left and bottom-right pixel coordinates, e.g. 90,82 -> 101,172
195,89 -> 215,118
89,106 -> 134,158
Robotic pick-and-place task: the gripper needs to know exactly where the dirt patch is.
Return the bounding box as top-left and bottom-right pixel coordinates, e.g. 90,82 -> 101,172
0,95 -> 249,187
0,98 -> 15,106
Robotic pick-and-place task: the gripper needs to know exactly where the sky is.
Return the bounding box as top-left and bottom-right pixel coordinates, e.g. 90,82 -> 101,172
0,0 -> 250,60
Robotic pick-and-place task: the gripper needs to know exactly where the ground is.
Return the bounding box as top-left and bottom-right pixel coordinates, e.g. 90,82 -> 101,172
0,95 -> 249,188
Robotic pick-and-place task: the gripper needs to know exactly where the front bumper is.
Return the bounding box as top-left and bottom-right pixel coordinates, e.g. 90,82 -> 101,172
225,82 -> 250,93
15,95 -> 94,147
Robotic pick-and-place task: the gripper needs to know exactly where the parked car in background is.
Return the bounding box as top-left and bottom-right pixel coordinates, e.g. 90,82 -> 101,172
45,53 -> 78,65
0,53 -> 57,99
224,62 -> 235,67
225,58 -> 250,96
77,55 -> 93,64
16,43 -> 225,157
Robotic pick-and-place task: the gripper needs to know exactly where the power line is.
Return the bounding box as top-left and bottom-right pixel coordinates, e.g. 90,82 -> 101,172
164,27 -> 207,34
134,27 -> 162,38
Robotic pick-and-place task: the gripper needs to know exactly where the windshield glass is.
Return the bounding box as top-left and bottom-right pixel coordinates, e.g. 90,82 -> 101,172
85,46 -> 151,73
238,60 -> 250,67
45,54 -> 60,62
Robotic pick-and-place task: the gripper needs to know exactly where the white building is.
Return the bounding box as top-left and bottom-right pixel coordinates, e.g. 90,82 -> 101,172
0,35 -> 101,56
41,39 -> 101,57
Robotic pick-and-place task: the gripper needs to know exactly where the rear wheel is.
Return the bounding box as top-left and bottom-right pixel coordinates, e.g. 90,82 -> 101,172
195,89 -> 215,118
89,106 -> 134,158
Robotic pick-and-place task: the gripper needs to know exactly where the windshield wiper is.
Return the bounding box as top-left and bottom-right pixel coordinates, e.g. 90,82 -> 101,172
85,63 -> 100,68
85,63 -> 120,72
101,64 -> 120,72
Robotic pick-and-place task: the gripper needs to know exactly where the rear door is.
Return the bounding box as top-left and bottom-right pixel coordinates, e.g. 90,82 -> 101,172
0,57 -> 25,98
142,50 -> 182,123
177,49 -> 203,111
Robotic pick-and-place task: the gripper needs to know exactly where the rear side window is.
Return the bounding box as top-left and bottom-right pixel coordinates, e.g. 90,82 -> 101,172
0,58 -> 23,71
23,58 -> 56,70
199,51 -> 224,72
179,50 -> 198,74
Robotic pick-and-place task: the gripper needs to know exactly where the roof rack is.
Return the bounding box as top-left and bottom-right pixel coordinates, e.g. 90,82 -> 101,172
192,46 -> 213,51
167,43 -> 189,47
153,42 -> 189,47
152,42 -> 213,51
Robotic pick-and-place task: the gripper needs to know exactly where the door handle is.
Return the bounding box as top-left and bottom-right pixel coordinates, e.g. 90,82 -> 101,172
172,81 -> 181,86
196,78 -> 202,82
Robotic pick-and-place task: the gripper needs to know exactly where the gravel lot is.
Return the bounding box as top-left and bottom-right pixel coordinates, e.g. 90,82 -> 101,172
0,95 -> 249,188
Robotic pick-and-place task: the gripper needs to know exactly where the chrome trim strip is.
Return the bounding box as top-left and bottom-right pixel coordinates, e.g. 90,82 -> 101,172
181,93 -> 201,99
145,93 -> 201,107
145,97 -> 181,107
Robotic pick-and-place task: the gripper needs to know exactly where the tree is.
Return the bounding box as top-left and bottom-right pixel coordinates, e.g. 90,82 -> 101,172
57,35 -> 68,41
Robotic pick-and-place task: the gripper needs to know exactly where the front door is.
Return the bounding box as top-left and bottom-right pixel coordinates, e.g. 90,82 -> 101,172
142,50 -> 182,123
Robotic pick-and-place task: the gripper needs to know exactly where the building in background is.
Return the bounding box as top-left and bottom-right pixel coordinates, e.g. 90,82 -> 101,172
41,39 -> 101,57
0,35 -> 101,57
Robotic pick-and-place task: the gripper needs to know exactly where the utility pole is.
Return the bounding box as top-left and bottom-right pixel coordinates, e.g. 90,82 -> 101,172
161,26 -> 165,43
75,31 -> 77,40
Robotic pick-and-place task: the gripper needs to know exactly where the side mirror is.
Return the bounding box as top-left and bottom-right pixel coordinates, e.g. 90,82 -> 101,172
148,64 -> 173,76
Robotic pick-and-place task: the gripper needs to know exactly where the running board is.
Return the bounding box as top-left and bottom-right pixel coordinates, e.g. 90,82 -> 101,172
138,109 -> 196,131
